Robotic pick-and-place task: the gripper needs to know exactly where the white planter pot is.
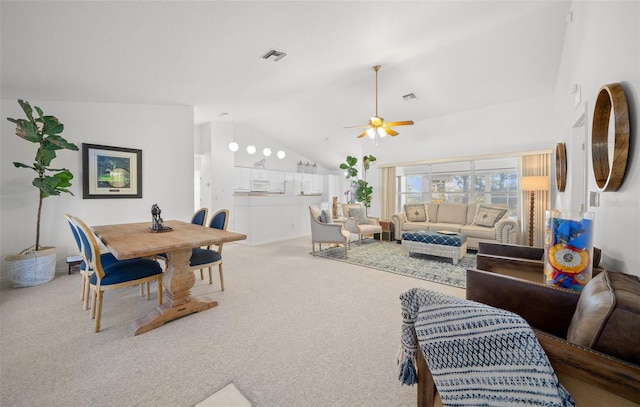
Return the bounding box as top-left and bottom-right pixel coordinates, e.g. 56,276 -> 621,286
4,246 -> 57,288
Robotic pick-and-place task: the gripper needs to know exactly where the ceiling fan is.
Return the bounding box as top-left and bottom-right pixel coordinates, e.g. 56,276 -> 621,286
346,65 -> 414,139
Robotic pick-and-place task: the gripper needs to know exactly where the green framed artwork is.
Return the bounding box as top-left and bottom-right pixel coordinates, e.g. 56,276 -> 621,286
82,143 -> 142,199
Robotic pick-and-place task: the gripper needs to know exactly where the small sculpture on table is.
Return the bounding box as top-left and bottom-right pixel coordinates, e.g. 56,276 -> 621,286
150,203 -> 171,232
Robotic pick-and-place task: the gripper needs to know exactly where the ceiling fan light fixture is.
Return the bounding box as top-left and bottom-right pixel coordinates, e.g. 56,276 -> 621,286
345,65 -> 414,139
366,128 -> 376,139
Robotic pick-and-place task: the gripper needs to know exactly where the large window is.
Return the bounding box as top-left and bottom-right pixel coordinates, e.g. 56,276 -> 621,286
396,158 -> 519,216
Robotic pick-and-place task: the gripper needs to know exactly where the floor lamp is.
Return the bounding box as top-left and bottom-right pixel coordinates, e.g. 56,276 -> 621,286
521,176 -> 549,246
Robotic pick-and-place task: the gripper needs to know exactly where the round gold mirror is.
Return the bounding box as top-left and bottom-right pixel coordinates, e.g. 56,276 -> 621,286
591,83 -> 630,191
555,142 -> 567,192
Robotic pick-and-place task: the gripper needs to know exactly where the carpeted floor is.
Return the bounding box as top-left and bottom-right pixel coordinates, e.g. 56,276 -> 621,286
313,239 -> 476,288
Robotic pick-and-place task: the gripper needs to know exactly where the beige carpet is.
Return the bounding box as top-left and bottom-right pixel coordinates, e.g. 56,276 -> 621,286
0,237 -> 464,407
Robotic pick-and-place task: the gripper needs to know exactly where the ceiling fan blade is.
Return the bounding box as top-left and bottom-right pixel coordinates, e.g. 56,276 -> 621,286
384,128 -> 399,136
357,130 -> 368,138
344,124 -> 370,129
384,120 -> 414,127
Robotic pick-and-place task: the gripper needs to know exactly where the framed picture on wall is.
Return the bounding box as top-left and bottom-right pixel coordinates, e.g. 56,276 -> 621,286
82,143 -> 142,199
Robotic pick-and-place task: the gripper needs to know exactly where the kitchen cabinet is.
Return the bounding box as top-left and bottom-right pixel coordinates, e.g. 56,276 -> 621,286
234,167 -> 251,191
268,170 -> 285,193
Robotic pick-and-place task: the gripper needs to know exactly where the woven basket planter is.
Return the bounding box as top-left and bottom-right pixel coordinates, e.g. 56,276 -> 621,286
4,246 -> 57,288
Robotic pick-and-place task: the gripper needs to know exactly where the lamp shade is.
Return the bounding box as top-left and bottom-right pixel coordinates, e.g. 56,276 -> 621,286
521,176 -> 549,191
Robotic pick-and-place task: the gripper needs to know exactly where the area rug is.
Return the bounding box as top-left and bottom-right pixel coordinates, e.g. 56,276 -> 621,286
313,240 -> 476,288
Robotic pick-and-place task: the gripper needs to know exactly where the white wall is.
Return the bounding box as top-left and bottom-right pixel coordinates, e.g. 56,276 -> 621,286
552,1 -> 639,275
1,100 -> 195,279
229,121 -> 330,174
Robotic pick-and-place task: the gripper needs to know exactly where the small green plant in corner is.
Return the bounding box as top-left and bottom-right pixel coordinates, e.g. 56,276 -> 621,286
339,154 -> 377,208
7,99 -> 79,251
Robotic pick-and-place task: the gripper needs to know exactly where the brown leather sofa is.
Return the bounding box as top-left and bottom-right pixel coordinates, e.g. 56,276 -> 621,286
414,243 -> 640,407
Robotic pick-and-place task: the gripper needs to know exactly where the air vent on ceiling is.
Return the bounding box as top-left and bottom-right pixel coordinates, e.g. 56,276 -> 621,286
402,93 -> 417,101
261,49 -> 287,62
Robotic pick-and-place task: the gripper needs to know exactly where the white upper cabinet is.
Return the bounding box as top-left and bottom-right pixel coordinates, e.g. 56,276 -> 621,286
268,170 -> 285,193
234,167 -> 251,191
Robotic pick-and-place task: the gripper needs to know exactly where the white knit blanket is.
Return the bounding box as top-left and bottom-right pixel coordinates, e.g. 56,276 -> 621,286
399,288 -> 575,407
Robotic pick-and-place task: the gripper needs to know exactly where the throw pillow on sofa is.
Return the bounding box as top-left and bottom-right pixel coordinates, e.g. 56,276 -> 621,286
404,204 -> 427,222
348,208 -> 369,224
472,204 -> 508,228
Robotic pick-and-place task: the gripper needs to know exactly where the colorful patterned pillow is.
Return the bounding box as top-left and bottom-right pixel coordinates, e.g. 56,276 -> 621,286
404,204 -> 427,222
472,204 -> 508,228
348,208 -> 368,224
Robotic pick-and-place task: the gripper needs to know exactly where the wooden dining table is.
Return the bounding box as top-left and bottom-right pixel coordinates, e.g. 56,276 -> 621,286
92,220 -> 247,335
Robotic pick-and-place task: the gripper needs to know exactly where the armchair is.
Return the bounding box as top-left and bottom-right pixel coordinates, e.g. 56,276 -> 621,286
341,203 -> 382,245
309,206 -> 350,258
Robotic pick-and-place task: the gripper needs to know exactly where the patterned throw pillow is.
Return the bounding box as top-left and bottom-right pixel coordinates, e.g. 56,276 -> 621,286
320,210 -> 332,223
404,204 -> 427,222
472,204 -> 508,228
348,208 -> 369,224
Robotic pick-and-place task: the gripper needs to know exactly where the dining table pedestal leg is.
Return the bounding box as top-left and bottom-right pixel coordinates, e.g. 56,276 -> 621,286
130,248 -> 218,335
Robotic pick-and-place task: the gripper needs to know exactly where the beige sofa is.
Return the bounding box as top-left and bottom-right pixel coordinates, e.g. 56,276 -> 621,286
391,202 -> 518,250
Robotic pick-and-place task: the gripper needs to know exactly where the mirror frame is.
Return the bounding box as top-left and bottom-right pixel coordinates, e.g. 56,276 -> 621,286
591,83 -> 630,191
555,142 -> 567,192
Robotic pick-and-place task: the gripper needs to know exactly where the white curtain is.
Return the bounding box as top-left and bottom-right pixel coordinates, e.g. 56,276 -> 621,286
521,153 -> 551,247
379,166 -> 396,221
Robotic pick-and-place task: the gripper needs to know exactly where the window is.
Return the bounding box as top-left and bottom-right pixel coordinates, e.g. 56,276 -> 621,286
396,158 -> 518,215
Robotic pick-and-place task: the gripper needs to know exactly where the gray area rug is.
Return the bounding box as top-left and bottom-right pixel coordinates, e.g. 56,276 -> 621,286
313,239 -> 476,288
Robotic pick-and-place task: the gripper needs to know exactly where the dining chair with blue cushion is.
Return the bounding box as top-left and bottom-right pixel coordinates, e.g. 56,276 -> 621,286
70,216 -> 164,333
64,214 -> 119,311
191,207 -> 209,226
154,207 -> 209,271
190,208 -> 229,290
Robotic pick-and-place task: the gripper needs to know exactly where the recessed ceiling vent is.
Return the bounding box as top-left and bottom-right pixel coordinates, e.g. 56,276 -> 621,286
261,49 -> 287,62
402,93 -> 417,101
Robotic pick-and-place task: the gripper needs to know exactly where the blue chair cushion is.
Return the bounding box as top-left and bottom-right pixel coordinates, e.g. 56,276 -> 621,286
89,258 -> 162,285
80,253 -> 119,271
190,248 -> 221,267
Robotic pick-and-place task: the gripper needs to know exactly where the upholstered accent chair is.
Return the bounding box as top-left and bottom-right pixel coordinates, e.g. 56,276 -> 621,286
341,203 -> 382,245
70,216 -> 163,332
190,208 -> 229,290
309,206 -> 350,258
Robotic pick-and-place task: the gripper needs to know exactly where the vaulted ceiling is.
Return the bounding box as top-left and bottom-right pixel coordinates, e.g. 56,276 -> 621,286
1,1 -> 571,170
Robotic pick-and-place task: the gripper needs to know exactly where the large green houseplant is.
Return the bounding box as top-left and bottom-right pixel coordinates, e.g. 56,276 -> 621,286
5,99 -> 79,287
340,154 -> 376,209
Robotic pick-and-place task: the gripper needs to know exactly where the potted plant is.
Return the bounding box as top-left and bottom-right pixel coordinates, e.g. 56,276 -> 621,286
340,154 -> 377,210
4,99 -> 79,287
